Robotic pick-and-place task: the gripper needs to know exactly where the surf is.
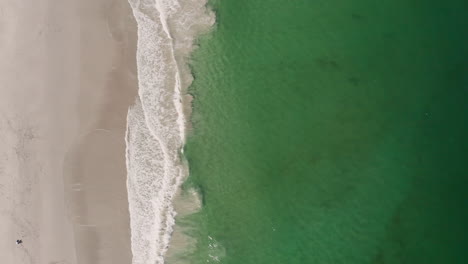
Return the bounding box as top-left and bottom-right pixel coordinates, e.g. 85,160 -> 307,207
125,0 -> 214,263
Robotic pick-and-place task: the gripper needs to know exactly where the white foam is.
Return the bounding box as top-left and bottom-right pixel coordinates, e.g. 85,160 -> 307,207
125,0 -> 214,263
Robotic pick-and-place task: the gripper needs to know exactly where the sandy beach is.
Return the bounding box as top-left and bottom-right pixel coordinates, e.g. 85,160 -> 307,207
0,0 -> 137,263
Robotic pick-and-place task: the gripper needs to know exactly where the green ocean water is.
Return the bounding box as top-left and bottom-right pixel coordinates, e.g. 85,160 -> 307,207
181,0 -> 468,263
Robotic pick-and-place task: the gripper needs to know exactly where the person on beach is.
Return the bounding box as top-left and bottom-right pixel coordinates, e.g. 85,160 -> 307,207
16,239 -> 23,245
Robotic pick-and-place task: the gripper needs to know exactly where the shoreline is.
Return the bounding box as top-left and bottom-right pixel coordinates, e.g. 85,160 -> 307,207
64,0 -> 138,263
0,0 -> 214,262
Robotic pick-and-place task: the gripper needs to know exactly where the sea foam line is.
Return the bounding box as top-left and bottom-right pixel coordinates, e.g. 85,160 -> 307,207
125,0 -> 214,263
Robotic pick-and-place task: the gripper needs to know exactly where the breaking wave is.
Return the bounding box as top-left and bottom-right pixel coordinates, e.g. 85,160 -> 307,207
125,0 -> 214,263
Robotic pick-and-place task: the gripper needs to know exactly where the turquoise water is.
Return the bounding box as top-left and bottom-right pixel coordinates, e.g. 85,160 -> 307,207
181,0 -> 468,263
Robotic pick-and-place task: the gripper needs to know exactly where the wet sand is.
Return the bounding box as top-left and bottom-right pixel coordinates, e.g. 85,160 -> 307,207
0,0 -> 137,263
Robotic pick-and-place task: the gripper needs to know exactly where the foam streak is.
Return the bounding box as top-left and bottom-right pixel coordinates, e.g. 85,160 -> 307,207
125,0 -> 214,263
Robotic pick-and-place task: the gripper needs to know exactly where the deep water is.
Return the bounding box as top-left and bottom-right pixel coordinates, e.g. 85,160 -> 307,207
181,0 -> 468,263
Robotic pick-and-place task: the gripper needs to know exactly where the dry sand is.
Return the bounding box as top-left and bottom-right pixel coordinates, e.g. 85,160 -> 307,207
0,0 -> 137,263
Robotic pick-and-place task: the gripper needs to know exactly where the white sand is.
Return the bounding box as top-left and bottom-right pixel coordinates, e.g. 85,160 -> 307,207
0,0 -> 137,263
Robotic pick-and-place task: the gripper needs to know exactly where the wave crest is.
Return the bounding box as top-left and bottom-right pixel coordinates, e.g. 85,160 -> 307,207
125,0 -> 214,263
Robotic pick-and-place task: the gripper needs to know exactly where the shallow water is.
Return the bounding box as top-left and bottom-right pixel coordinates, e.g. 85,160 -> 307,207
125,1 -> 213,263
181,0 -> 468,263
